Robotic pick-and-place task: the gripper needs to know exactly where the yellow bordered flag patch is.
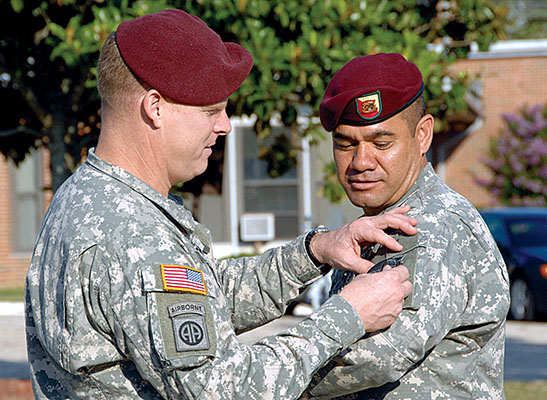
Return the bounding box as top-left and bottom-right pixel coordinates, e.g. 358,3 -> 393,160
161,264 -> 207,295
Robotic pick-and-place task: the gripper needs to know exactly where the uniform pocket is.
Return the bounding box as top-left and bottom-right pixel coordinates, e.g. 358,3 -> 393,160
368,243 -> 425,310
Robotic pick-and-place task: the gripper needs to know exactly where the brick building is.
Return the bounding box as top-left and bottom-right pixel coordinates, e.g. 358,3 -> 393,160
434,39 -> 547,206
0,39 -> 545,289
0,149 -> 51,288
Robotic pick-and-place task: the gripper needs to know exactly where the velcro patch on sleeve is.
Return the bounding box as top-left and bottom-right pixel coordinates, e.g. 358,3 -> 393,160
155,293 -> 217,361
161,264 -> 207,295
169,302 -> 210,352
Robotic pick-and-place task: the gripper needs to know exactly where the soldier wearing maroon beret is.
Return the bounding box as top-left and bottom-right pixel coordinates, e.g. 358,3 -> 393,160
25,11 -> 419,399
302,54 -> 509,399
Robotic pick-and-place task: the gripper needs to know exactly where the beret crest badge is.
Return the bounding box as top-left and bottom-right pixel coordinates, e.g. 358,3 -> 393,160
355,91 -> 382,120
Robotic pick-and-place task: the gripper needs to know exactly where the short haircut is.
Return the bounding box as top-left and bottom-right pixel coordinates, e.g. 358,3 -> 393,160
97,32 -> 149,111
402,95 -> 426,136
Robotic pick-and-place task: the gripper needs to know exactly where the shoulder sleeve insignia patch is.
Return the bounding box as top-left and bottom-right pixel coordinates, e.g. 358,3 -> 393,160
161,264 -> 207,295
169,302 -> 210,352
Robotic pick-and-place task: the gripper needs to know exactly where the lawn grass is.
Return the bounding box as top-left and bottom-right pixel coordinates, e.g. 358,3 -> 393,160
505,380 -> 547,399
0,286 -> 24,302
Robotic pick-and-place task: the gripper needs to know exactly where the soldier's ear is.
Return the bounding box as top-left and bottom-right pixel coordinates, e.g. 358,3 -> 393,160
141,89 -> 163,129
415,114 -> 434,156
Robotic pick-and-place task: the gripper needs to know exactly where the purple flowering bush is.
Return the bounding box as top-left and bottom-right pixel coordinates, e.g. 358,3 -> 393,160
476,104 -> 547,206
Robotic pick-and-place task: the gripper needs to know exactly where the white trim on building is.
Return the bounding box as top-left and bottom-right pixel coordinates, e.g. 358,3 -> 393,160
468,39 -> 547,59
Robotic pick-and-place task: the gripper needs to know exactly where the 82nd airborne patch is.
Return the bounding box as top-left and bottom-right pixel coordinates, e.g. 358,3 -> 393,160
169,301 -> 210,352
355,90 -> 382,120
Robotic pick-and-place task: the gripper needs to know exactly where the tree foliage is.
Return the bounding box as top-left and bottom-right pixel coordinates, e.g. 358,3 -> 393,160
178,0 -> 508,201
476,104 -> 547,207
495,0 -> 547,39
0,0 -> 171,191
1,0 -> 508,203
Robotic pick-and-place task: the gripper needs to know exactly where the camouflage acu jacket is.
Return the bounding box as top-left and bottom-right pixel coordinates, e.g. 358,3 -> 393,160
302,163 -> 510,400
25,149 -> 364,399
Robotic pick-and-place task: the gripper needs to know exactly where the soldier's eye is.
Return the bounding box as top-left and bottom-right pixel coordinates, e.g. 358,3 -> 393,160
375,142 -> 391,149
335,141 -> 353,149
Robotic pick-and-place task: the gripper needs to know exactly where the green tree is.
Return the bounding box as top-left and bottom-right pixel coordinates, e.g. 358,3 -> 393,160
1,0 -> 508,207
494,0 -> 547,39
476,104 -> 547,207
0,0 -> 172,192
176,0 -> 508,202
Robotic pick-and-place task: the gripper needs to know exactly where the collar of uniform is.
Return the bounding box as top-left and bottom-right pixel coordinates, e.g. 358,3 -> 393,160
383,162 -> 435,213
360,162 -> 435,218
362,163 -> 434,254
85,148 -> 198,235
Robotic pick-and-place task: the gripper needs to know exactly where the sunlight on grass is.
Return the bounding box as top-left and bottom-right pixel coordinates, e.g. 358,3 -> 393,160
0,287 -> 24,302
505,381 -> 547,400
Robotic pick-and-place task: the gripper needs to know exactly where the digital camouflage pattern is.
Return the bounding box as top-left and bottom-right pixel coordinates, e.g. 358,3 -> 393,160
25,149 -> 365,399
301,163 -> 510,400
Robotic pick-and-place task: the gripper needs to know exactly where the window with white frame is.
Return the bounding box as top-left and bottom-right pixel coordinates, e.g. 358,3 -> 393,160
239,126 -> 299,239
10,150 -> 43,253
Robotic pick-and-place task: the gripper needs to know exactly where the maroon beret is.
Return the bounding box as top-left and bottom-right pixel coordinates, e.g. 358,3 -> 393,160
320,53 -> 424,131
115,9 -> 253,106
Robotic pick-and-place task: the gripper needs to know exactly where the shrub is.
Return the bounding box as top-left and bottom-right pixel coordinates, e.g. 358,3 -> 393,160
476,104 -> 547,206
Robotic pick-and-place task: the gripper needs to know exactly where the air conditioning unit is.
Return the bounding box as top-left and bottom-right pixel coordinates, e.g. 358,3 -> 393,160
240,213 -> 275,242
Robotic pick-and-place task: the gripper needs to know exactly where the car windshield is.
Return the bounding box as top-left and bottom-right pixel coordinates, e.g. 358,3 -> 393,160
506,216 -> 547,248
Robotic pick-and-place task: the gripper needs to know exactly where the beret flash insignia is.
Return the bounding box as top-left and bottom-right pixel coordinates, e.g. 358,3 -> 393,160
355,91 -> 382,120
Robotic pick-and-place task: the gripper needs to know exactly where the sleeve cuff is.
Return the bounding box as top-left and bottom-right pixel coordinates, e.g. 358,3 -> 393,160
304,227 -> 332,276
308,294 -> 365,348
274,233 -> 327,285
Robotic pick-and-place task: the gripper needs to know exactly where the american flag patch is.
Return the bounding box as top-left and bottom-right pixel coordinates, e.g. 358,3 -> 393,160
161,265 -> 207,295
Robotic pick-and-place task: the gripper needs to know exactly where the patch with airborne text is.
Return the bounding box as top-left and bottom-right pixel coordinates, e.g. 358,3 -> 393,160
168,301 -> 210,352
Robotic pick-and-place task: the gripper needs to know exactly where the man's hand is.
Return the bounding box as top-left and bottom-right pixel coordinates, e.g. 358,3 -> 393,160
309,205 -> 417,274
339,265 -> 412,332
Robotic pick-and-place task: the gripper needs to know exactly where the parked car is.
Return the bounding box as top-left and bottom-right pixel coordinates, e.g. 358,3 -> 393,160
479,208 -> 547,321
